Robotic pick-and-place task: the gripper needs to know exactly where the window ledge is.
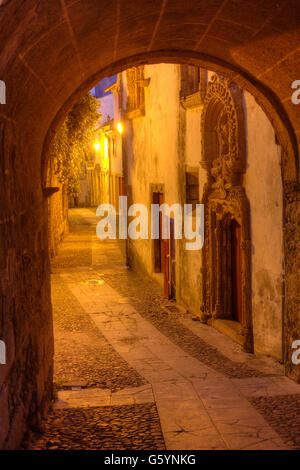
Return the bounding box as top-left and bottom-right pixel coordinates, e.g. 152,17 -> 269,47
180,91 -> 204,110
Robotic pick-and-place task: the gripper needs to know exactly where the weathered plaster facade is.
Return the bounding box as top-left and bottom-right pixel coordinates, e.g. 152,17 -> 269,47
122,64 -> 180,280
244,92 -> 283,359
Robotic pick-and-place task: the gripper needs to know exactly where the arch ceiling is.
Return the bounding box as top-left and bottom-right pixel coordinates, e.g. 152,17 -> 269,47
0,0 -> 299,184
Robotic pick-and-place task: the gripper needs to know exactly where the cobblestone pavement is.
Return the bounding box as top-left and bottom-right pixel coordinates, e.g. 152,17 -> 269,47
32,208 -> 300,450
32,404 -> 165,450
52,277 -> 145,391
249,394 -> 300,449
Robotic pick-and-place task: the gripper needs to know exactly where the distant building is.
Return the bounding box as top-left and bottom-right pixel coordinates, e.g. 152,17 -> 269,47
73,75 -> 124,208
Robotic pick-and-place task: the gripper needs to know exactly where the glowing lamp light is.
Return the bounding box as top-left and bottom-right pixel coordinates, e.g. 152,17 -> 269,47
94,143 -> 100,151
117,122 -> 124,135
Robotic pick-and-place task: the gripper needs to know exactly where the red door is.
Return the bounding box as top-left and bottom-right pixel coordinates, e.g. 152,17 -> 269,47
152,193 -> 174,299
153,192 -> 164,273
159,193 -> 165,273
169,218 -> 176,299
231,220 -> 243,323
119,176 -> 124,196
162,217 -> 176,299
162,239 -> 170,298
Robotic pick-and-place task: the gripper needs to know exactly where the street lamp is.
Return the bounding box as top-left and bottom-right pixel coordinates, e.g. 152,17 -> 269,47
117,122 -> 124,135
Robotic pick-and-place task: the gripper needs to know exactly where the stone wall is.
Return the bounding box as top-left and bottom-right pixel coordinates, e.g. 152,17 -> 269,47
0,122 -> 54,449
284,191 -> 300,381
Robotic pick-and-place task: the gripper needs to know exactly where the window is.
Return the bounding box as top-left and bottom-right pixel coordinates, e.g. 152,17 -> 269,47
126,66 -> 145,119
186,171 -> 199,209
180,65 -> 201,98
180,66 -> 207,109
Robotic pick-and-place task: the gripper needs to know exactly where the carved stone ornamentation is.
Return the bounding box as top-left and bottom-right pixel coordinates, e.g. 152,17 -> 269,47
200,75 -> 253,352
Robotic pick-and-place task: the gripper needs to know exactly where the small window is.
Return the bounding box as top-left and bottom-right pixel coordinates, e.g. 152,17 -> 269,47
180,66 -> 208,108
126,66 -> 145,118
186,172 -> 199,208
180,65 -> 200,98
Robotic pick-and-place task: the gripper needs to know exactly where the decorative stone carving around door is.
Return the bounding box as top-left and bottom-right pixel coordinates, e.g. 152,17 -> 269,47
200,75 -> 253,352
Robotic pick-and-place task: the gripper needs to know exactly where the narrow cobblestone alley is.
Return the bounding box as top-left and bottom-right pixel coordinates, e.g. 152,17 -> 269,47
31,208 -> 300,450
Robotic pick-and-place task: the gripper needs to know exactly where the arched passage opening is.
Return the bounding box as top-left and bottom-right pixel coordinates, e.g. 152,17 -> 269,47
0,0 -> 299,449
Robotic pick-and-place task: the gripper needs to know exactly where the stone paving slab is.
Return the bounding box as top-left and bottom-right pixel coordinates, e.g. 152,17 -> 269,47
207,405 -> 267,423
55,388 -> 111,408
201,396 -> 251,410
155,400 -> 213,434
164,430 -> 227,451
222,433 -> 290,450
55,385 -> 154,409
231,376 -> 300,397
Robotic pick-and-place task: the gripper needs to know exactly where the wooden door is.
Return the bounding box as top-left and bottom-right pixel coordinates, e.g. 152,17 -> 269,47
159,193 -> 165,272
169,218 -> 176,299
119,176 -> 124,197
162,217 -> 176,300
153,192 -> 164,273
231,220 -> 243,322
162,238 -> 170,298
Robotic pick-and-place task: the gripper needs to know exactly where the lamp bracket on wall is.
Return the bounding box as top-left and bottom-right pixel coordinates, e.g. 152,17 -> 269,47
43,187 -> 60,198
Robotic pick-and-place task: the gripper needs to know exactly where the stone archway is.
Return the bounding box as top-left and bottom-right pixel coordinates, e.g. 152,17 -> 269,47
0,0 -> 299,448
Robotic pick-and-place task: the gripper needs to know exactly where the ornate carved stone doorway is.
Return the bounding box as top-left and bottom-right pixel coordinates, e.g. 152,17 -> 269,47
200,75 -> 253,352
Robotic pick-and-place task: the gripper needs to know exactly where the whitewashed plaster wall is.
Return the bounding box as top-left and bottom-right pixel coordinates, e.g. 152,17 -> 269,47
244,91 -> 283,359
122,64 -> 180,277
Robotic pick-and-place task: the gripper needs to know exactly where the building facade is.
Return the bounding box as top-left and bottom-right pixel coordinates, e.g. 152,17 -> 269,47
120,64 -> 283,361
72,76 -> 124,208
